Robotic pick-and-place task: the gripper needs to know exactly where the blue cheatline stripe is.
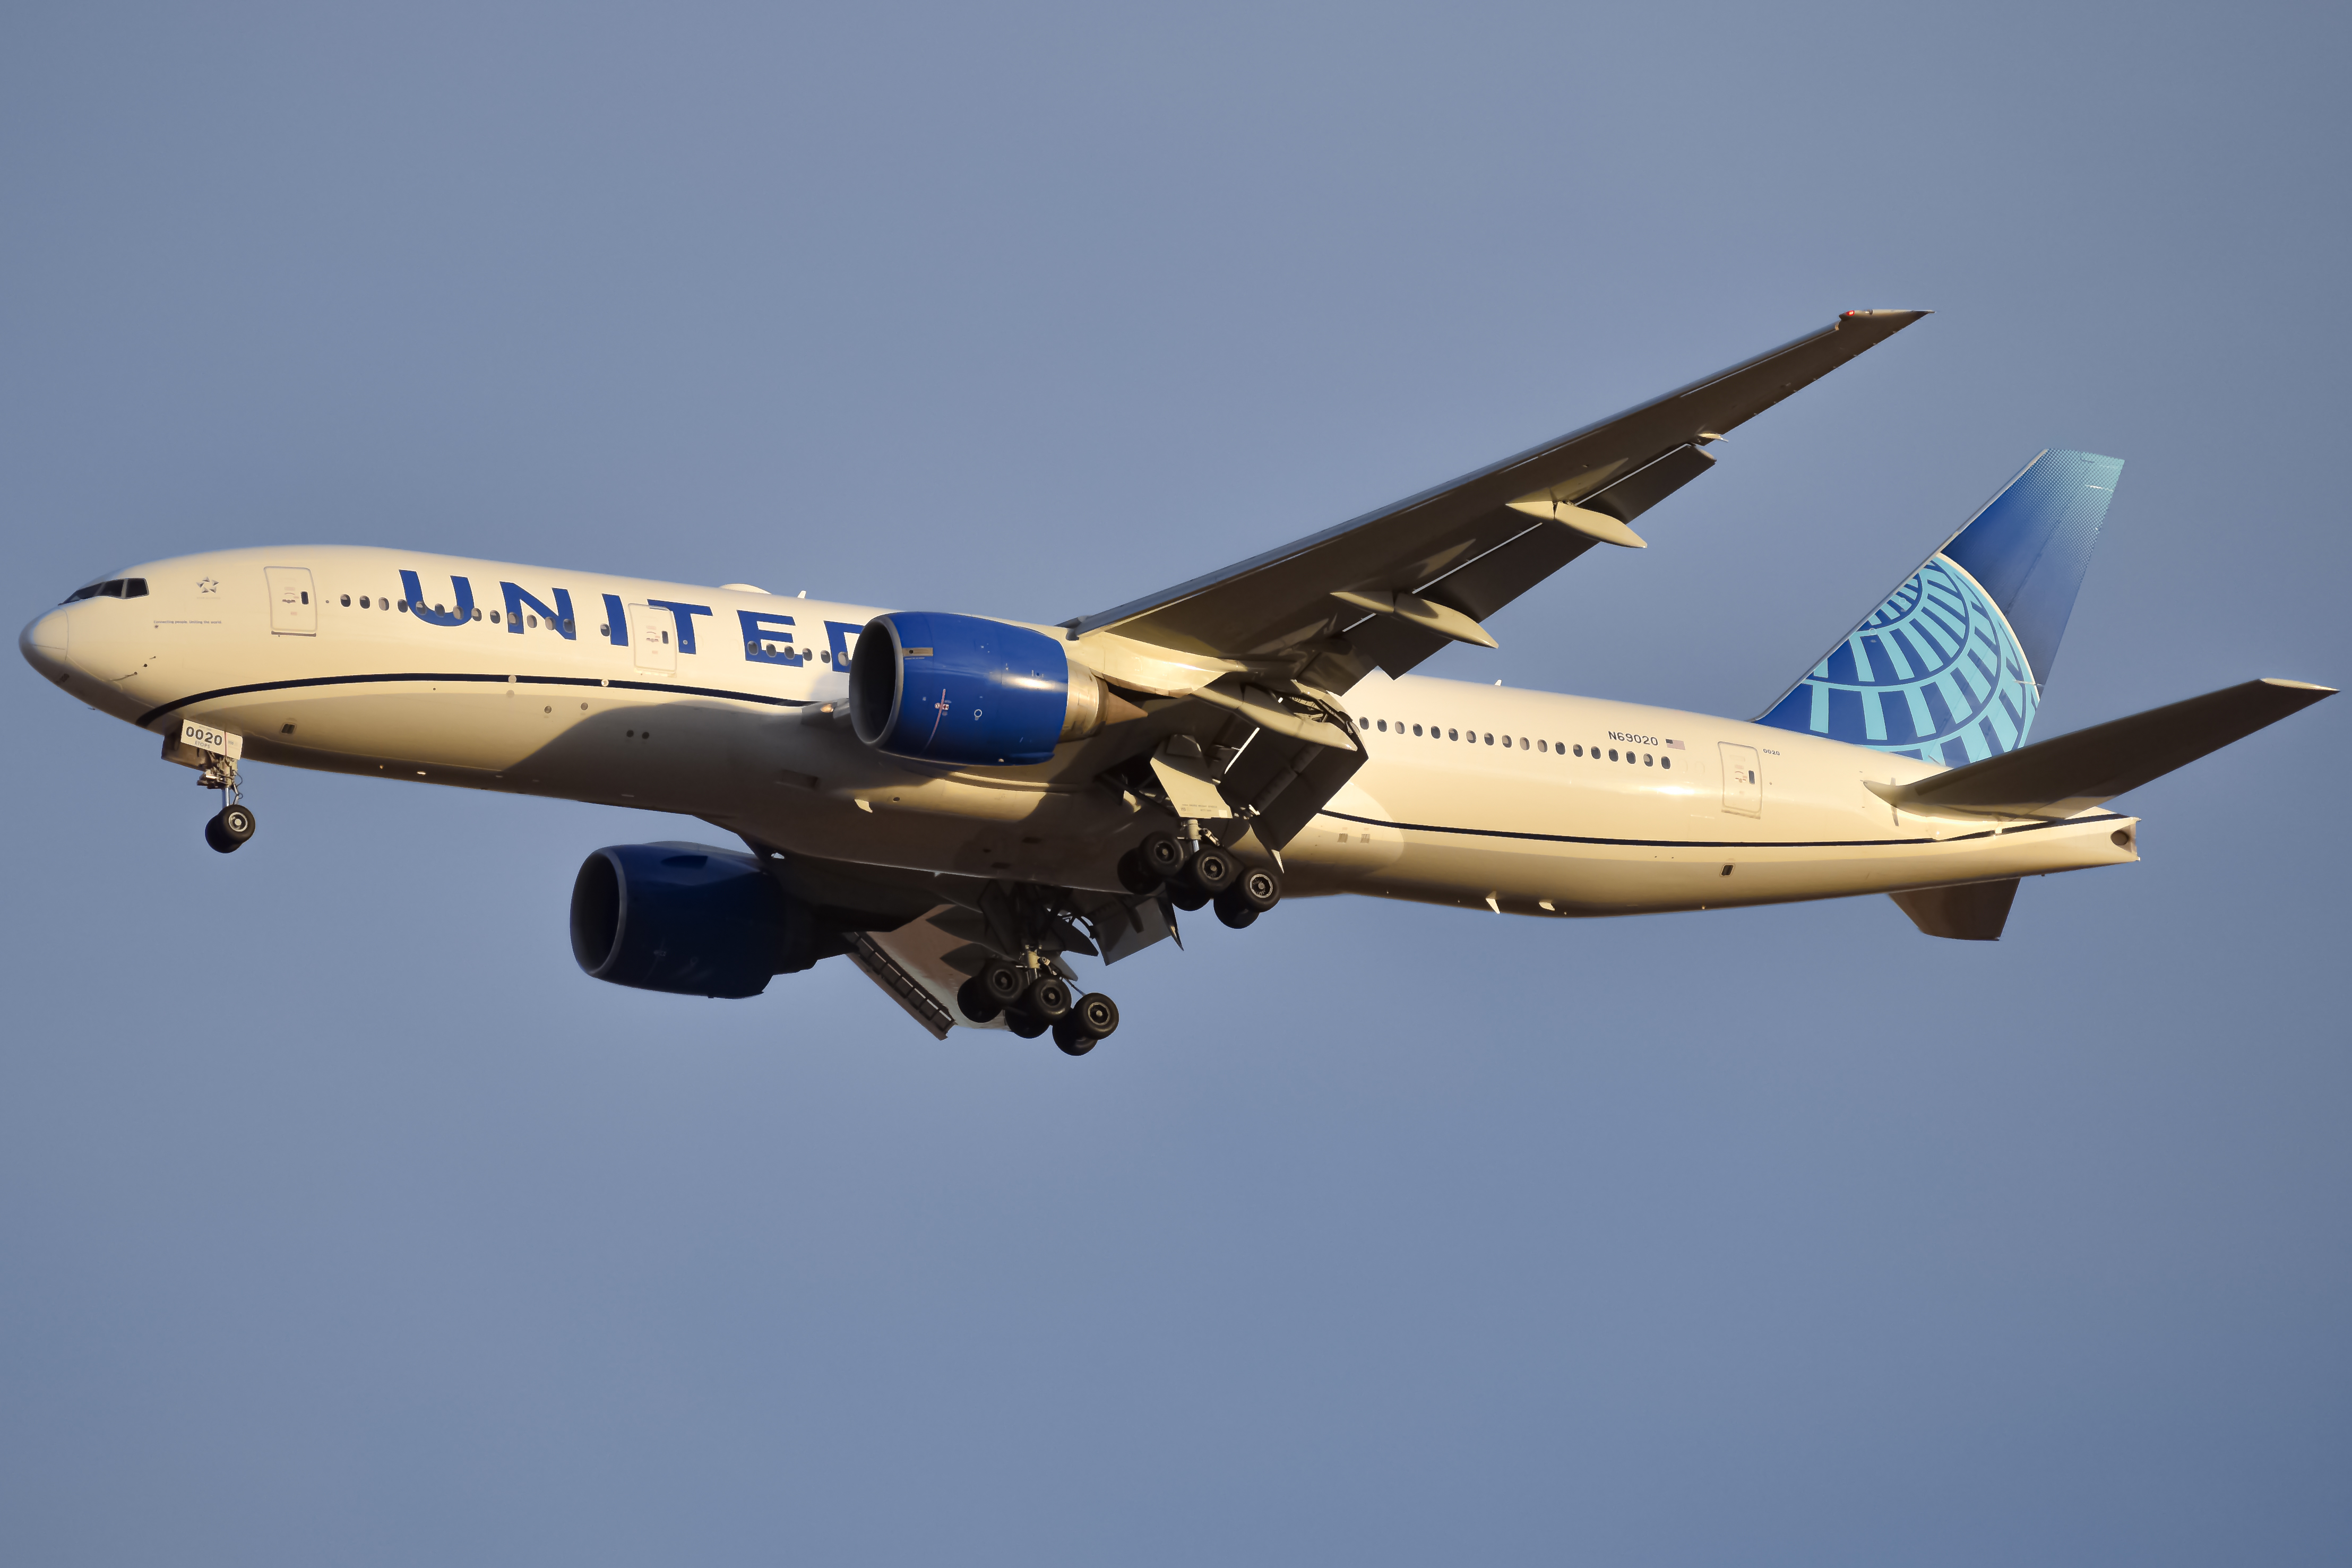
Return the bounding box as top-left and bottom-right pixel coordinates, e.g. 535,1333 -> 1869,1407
1316,807 -> 2125,852
136,672 -> 811,729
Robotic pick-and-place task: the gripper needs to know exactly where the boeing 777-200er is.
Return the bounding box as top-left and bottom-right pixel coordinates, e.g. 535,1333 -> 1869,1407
20,311 -> 2336,1052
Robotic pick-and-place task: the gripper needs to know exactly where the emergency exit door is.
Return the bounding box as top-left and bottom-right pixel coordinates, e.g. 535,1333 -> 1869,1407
1719,742 -> 1762,816
629,602 -> 677,673
264,567 -> 316,635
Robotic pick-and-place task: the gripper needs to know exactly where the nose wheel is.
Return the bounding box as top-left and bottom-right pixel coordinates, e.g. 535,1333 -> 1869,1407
204,803 -> 257,853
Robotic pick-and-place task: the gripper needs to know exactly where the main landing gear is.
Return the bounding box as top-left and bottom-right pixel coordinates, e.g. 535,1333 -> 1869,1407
956,959 -> 1123,1057
1117,830 -> 1282,929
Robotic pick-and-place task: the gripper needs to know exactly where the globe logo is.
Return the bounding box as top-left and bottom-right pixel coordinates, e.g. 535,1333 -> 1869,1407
1782,554 -> 2037,765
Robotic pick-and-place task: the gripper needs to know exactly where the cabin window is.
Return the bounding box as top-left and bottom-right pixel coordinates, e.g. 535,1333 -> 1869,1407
1660,757 -> 1671,769
1377,719 -> 1387,731
471,606 -> 482,621
490,610 -> 501,623
1643,753 -> 1653,766
1447,728 -> 1457,740
821,650 -> 832,663
340,594 -> 350,607
562,618 -> 573,633
1412,723 -> 1423,736
398,600 -> 409,612
1536,739 -> 1546,752
1608,748 -> 1618,761
598,623 -> 610,636
1358,716 -> 1371,730
1483,733 -> 1493,745
1519,737 -> 1529,750
358,596 -> 369,608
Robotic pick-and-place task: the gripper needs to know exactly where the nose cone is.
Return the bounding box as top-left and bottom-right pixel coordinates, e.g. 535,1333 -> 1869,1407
20,606 -> 71,683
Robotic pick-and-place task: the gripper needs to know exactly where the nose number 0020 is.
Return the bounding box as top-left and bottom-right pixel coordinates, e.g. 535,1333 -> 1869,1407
181,719 -> 243,759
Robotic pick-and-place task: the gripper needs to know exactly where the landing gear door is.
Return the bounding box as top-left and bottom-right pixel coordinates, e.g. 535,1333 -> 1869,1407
264,567 -> 316,635
628,602 -> 676,674
1719,742 -> 1762,816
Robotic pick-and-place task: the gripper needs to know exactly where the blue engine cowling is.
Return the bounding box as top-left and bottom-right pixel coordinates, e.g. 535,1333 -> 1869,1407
849,610 -> 1105,765
568,843 -> 842,998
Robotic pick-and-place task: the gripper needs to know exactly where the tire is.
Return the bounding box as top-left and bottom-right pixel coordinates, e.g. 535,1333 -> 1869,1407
1023,975 -> 1073,1023
204,806 -> 253,854
1052,1019 -> 1097,1056
1140,831 -> 1190,881
1235,866 -> 1280,912
1116,847 -> 1159,895
1071,992 -> 1119,1040
981,959 -> 1027,1007
1212,891 -> 1259,929
1006,1010 -> 1049,1039
956,975 -> 1002,1025
1168,884 -> 1210,912
1187,847 -> 1238,895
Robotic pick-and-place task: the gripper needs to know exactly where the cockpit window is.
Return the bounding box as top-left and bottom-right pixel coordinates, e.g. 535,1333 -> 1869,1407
61,578 -> 145,603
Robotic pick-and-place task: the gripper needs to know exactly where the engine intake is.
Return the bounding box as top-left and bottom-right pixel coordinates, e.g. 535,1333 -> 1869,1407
849,611 -> 1110,765
569,843 -> 843,998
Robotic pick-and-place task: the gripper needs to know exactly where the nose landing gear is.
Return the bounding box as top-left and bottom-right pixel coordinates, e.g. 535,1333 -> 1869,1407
195,746 -> 256,854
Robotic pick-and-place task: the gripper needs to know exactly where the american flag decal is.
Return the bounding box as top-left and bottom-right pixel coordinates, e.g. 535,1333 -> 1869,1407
1665,738 -> 1684,750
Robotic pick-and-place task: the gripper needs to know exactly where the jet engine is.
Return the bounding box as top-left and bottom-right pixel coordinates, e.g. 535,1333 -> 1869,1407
849,610 -> 1113,766
569,843 -> 845,998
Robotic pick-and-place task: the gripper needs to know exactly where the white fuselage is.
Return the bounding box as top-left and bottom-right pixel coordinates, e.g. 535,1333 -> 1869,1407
21,546 -> 2139,914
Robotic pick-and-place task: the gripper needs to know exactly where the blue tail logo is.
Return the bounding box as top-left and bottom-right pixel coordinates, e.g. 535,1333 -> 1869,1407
1756,449 -> 2122,765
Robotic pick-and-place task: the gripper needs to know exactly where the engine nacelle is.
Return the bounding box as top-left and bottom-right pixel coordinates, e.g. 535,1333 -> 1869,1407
849,611 -> 1110,766
568,843 -> 843,998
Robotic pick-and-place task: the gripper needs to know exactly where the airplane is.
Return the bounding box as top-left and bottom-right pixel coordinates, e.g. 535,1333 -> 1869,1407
19,310 -> 2333,1054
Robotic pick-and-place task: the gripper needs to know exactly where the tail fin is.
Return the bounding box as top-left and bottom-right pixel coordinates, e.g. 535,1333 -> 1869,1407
1757,450 -> 2123,764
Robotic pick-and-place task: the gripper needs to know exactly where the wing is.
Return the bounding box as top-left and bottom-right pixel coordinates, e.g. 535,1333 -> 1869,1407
1071,309 -> 1929,682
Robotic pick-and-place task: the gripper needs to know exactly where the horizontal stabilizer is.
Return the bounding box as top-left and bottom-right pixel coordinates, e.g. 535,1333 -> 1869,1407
1868,678 -> 2334,821
1890,878 -> 2019,940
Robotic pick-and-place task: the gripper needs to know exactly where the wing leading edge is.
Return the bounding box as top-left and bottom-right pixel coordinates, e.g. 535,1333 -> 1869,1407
1072,309 -> 1929,682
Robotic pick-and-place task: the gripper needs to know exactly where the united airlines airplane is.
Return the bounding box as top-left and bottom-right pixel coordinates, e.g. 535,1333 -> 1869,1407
19,311 -> 2333,1053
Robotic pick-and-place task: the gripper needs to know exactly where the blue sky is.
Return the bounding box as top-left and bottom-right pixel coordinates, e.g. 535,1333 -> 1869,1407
3,4 -> 2346,1563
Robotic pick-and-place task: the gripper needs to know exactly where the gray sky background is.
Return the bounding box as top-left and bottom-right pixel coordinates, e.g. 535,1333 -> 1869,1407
4,4 -> 2347,1563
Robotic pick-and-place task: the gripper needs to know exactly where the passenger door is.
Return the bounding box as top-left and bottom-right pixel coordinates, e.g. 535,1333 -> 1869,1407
1719,742 -> 1762,816
264,567 -> 316,635
629,601 -> 676,673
